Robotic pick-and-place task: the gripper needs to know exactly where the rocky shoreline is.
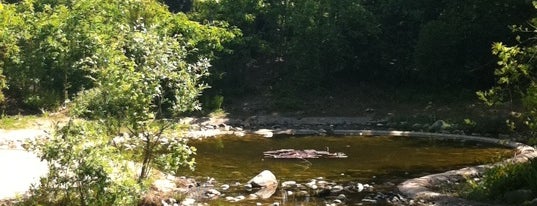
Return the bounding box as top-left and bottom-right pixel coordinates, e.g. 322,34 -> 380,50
1,116 -> 536,206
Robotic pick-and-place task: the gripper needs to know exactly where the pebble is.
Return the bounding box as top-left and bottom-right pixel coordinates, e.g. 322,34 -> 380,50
331,185 -> 343,193
337,194 -> 346,200
248,194 -> 258,200
220,184 -> 230,190
357,183 -> 364,192
180,198 -> 196,206
205,189 -> 221,198
281,180 -> 297,187
362,198 -> 377,203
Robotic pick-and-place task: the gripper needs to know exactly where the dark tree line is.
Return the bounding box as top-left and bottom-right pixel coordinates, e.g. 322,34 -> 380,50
0,0 -> 535,111
164,0 -> 535,100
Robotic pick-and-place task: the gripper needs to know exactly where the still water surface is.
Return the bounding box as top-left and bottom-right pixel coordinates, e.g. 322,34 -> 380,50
179,135 -> 513,204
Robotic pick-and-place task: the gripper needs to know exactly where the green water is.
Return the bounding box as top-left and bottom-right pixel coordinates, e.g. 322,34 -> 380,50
178,135 -> 513,205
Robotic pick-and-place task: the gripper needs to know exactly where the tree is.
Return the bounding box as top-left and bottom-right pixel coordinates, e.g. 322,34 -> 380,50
0,0 -> 235,111
2,0 -> 235,204
478,1 -> 537,134
190,0 -> 380,100
414,0 -> 533,90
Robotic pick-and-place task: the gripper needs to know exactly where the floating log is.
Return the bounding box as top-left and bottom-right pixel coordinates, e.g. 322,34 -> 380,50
263,149 -> 347,159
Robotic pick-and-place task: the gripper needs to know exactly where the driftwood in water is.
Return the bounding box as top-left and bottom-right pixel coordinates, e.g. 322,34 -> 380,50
263,149 -> 347,159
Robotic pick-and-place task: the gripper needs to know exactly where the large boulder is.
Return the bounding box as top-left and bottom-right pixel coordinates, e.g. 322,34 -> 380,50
247,170 -> 278,188
428,120 -> 451,132
246,170 -> 278,199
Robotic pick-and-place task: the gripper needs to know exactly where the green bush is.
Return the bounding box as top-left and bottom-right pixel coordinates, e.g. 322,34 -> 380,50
22,121 -> 142,206
466,159 -> 537,203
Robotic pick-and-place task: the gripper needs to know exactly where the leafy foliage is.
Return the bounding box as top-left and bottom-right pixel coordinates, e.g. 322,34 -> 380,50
466,160 -> 537,203
478,2 -> 537,133
0,0 -> 235,110
2,0 -> 234,205
23,121 -> 142,206
470,3 -> 537,203
69,15 -> 211,180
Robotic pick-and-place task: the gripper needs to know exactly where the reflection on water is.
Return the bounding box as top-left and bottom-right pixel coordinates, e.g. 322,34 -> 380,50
182,135 -> 511,182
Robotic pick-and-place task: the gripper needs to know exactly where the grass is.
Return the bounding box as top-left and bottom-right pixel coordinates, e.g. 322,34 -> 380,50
209,108 -> 228,118
0,111 -> 68,130
0,114 -> 42,129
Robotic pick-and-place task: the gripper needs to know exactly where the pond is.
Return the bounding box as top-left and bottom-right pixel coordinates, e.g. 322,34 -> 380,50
178,135 -> 513,205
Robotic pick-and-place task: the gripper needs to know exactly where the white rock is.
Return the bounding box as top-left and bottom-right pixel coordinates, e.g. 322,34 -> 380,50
221,184 -> 230,190
357,183 -> 364,192
248,194 -> 258,200
331,185 -> 343,193
180,198 -> 196,206
305,181 -> 317,189
247,170 -> 278,187
206,189 -> 221,197
151,179 -> 176,193
281,181 -> 297,187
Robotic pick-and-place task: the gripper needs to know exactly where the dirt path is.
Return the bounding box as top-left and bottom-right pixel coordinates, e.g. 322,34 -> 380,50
0,126 -> 50,200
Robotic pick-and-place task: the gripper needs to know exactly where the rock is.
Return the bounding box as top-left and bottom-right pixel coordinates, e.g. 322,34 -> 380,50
246,170 -> 278,199
254,129 -> 274,138
234,131 -> 246,137
331,185 -> 344,193
180,198 -> 196,206
205,189 -> 221,198
305,181 -> 318,190
411,123 -> 422,130
525,198 -> 537,206
362,198 -> 377,203
247,170 -> 278,188
220,184 -> 230,191
248,194 -> 258,200
168,198 -> 177,203
151,179 -> 176,193
356,183 -> 364,192
254,183 -> 278,199
235,195 -> 246,201
281,181 -> 297,188
429,120 -> 450,132
297,190 -> 310,197
504,189 -> 534,204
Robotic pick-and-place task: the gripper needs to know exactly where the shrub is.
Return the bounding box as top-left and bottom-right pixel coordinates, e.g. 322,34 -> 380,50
22,121 -> 142,206
466,159 -> 537,203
